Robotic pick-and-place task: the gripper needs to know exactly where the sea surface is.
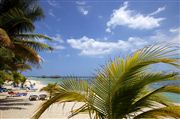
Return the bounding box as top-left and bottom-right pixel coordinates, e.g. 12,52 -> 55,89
28,77 -> 180,103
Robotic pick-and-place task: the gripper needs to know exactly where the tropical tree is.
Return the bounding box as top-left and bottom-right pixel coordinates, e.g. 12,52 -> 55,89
40,83 -> 61,99
0,0 -> 53,85
32,44 -> 180,119
0,0 -> 53,65
11,72 -> 26,88
0,71 -> 13,88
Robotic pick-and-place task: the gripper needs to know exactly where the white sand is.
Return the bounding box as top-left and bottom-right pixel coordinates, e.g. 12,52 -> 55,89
0,80 -> 179,119
0,96 -> 90,119
0,80 -> 90,119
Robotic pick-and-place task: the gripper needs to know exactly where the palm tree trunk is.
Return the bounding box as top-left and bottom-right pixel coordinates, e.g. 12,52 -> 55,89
50,92 -> 52,99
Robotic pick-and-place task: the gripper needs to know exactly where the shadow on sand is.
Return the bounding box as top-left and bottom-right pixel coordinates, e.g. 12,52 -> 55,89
0,98 -> 32,110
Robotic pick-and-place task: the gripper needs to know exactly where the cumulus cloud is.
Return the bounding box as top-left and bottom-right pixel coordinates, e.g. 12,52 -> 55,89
78,7 -> 88,15
106,2 -> 165,32
67,36 -> 148,56
149,28 -> 180,44
149,6 -> 166,16
76,1 -> 89,16
67,28 -> 179,56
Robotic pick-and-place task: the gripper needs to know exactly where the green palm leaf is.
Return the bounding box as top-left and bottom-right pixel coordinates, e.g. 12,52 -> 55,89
134,106 -> 180,119
0,8 -> 35,33
32,44 -> 180,119
15,40 -> 53,51
15,34 -> 53,41
32,79 -> 89,119
13,42 -> 40,64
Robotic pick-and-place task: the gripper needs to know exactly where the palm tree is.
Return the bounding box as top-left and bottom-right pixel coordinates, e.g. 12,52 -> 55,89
0,70 -> 13,88
11,72 -> 26,87
32,44 -> 180,119
0,0 -> 53,65
0,0 -> 53,89
0,46 -> 32,72
40,83 -> 60,99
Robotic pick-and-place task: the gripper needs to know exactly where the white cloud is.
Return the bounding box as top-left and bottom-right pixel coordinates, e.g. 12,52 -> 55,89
67,36 -> 148,56
78,7 -> 88,15
67,28 -> 180,56
52,34 -> 64,43
149,28 -> 180,44
45,34 -> 65,50
52,43 -> 65,50
169,27 -> 180,33
149,6 -> 166,16
76,1 -> 86,5
48,9 -> 55,17
47,0 -> 58,7
106,2 -> 165,32
76,1 -> 89,16
169,27 -> 180,44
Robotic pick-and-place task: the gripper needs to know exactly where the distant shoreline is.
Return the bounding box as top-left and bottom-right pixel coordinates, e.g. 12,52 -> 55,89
27,75 -> 96,79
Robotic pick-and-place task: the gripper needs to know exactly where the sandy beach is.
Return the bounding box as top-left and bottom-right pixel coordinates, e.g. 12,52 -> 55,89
0,80 -> 179,119
0,80 -> 90,119
0,97 -> 90,119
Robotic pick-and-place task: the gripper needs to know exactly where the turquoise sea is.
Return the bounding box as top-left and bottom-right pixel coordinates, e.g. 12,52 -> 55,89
28,77 -> 180,103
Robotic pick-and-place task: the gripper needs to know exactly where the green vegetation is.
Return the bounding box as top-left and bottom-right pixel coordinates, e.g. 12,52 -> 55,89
32,45 -> 180,119
0,0 -> 52,86
0,0 -> 179,119
40,83 -> 61,99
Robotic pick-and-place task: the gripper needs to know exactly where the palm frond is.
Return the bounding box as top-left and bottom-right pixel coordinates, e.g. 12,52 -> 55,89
13,42 -> 40,64
15,40 -> 53,51
32,44 -> 180,119
0,8 -> 35,33
32,79 -> 89,119
15,34 -> 53,41
129,86 -> 180,113
14,63 -> 32,71
0,28 -> 11,46
134,106 -> 180,119
26,5 -> 44,21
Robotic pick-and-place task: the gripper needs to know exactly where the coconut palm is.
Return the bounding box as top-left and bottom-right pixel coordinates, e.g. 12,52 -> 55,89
11,72 -> 26,87
0,28 -> 11,47
40,83 -> 61,99
0,0 -> 53,65
0,70 -> 13,88
32,44 -> 180,119
0,0 -> 53,88
0,46 -> 32,72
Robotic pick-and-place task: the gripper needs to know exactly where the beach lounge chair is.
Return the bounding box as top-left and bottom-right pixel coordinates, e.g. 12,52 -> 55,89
29,95 -> 39,101
39,94 -> 47,100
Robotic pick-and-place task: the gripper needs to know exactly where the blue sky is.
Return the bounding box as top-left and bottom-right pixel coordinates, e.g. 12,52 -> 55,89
24,0 -> 180,76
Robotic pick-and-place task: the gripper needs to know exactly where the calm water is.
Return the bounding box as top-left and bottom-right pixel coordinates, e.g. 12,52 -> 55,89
28,77 -> 180,103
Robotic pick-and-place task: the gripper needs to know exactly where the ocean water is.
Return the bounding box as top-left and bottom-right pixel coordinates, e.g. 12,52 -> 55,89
28,77 -> 63,85
28,77 -> 180,103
